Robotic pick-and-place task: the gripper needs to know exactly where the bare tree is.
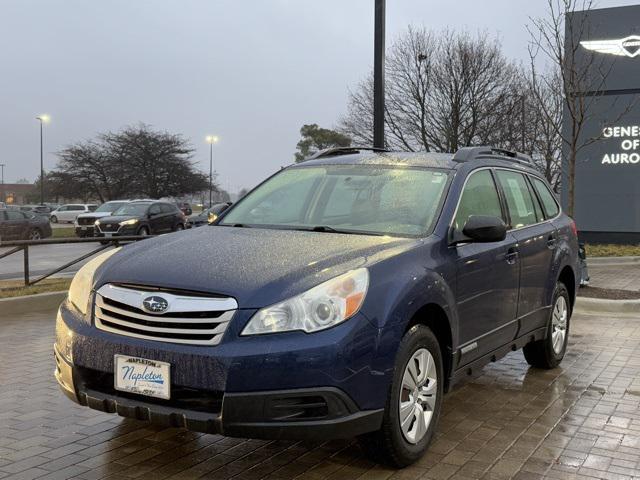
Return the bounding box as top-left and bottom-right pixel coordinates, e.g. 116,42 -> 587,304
340,28 -> 523,153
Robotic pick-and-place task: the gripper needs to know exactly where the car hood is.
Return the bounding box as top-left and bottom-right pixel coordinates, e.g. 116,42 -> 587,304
77,212 -> 113,219
97,215 -> 139,223
95,226 -> 421,308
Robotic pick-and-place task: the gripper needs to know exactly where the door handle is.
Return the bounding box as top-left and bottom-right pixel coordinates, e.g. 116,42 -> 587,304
547,235 -> 556,249
505,247 -> 518,265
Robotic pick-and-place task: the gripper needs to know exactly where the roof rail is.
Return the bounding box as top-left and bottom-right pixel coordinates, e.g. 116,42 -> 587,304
308,146 -> 389,160
452,146 -> 533,166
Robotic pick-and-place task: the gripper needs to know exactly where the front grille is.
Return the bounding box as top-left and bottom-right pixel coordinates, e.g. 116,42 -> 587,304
77,217 -> 96,226
94,284 -> 237,346
99,223 -> 120,232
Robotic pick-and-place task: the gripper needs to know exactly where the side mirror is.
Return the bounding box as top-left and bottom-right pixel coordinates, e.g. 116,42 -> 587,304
460,215 -> 507,243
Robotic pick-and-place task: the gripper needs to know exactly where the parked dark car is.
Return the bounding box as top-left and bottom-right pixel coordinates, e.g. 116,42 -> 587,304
94,200 -> 186,238
55,147 -> 579,467
177,202 -> 192,216
18,205 -> 52,217
187,202 -> 232,228
0,209 -> 52,240
75,200 -> 130,237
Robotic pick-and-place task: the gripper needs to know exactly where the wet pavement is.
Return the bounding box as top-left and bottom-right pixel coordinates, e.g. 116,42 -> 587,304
0,308 -> 639,480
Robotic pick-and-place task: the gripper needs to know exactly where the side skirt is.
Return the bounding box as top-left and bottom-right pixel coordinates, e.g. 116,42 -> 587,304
448,326 -> 547,389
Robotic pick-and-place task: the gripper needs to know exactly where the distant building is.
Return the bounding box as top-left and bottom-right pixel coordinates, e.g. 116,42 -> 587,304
1,183 -> 35,205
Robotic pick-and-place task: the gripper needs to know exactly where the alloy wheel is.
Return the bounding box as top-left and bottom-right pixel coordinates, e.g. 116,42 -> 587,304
399,348 -> 437,444
551,296 -> 568,354
29,230 -> 41,240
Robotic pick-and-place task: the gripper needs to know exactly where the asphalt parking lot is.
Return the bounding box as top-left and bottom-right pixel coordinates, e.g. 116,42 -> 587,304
0,244 -> 108,281
0,307 -> 639,480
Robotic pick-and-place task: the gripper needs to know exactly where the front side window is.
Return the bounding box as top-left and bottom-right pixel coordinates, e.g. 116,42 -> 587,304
496,170 -> 539,229
453,170 -> 503,232
530,177 -> 560,219
220,165 -> 450,236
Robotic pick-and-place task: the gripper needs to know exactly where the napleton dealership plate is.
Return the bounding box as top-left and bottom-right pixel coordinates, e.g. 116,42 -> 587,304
114,355 -> 170,399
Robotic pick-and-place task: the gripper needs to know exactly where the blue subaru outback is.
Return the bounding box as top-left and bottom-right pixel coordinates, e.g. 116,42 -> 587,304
55,146 -> 579,467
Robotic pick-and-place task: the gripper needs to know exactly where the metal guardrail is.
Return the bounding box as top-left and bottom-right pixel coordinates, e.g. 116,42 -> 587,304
0,236 -> 153,286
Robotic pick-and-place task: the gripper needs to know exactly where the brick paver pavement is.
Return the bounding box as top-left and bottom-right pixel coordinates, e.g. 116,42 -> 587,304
1,307 -> 639,480
588,261 -> 640,292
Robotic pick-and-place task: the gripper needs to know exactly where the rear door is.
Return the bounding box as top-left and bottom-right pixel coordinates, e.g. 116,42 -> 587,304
0,211 -> 11,240
453,169 -> 520,364
5,211 -> 28,239
147,204 -> 163,233
495,169 -> 556,335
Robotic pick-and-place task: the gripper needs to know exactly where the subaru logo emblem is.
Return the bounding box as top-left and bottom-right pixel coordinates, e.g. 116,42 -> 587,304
142,296 -> 169,313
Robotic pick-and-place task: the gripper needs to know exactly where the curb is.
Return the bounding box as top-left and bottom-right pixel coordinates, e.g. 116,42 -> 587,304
588,256 -> 640,266
575,296 -> 640,315
0,291 -> 67,317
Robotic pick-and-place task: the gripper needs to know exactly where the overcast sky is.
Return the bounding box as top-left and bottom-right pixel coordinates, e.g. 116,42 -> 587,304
0,0 -> 635,193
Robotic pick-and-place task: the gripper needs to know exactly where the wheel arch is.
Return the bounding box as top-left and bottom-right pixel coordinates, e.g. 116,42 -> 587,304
558,265 -> 576,312
405,303 -> 453,393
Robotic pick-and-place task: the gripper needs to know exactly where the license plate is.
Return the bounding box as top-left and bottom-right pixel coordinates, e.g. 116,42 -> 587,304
81,226 -> 87,230
103,232 -> 113,237
114,355 -> 170,399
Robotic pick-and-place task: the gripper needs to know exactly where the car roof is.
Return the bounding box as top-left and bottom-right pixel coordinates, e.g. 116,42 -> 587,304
295,150 -> 544,178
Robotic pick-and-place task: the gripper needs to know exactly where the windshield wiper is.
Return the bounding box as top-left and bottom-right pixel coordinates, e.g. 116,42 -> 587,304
307,226 -> 384,236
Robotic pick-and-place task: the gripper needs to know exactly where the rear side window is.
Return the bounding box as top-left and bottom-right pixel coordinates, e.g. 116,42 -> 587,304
530,177 -> 560,219
496,170 -> 539,229
453,170 -> 503,231
149,204 -> 162,215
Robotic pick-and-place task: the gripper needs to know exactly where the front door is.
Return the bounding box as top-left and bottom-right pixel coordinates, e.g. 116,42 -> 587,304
452,169 -> 520,364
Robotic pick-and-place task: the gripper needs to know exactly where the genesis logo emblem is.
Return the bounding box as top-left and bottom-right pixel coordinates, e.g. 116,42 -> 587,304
142,296 -> 169,313
581,35 -> 640,58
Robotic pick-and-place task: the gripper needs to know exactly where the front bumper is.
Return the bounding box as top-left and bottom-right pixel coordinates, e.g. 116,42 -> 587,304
75,226 -> 96,237
54,301 -> 386,440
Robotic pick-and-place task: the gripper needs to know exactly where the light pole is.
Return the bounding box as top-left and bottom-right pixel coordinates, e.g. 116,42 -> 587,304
36,114 -> 50,205
0,164 -> 5,204
205,135 -> 219,207
373,0 -> 386,148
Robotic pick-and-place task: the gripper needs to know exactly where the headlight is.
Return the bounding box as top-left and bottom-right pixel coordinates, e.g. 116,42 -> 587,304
119,218 -> 138,226
242,268 -> 369,335
94,220 -> 100,226
207,212 -> 218,224
68,248 -> 121,315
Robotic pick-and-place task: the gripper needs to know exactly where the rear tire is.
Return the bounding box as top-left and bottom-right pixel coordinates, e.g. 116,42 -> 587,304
523,282 -> 570,369
358,325 -> 443,468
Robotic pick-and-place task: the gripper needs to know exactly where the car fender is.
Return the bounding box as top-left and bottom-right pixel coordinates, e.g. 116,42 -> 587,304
360,248 -> 457,383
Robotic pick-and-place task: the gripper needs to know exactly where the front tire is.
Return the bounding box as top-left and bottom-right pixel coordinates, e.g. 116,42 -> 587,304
523,282 -> 570,369
50,216 -> 58,223
358,325 -> 443,468
138,226 -> 150,236
28,229 -> 42,240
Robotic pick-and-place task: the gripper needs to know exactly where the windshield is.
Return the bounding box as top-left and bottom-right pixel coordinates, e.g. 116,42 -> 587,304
220,165 -> 449,236
112,203 -> 150,216
95,201 -> 127,213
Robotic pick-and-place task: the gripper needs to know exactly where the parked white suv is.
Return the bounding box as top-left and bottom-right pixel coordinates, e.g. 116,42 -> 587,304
50,204 -> 98,224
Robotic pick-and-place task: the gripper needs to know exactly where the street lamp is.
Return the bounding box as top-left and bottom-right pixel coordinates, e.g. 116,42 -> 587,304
36,114 -> 50,205
205,135 -> 219,207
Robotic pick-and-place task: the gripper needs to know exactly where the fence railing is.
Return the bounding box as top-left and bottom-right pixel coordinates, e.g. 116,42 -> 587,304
0,236 -> 153,286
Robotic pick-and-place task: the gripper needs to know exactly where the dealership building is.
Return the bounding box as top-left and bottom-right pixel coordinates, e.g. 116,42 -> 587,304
563,4 -> 640,243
